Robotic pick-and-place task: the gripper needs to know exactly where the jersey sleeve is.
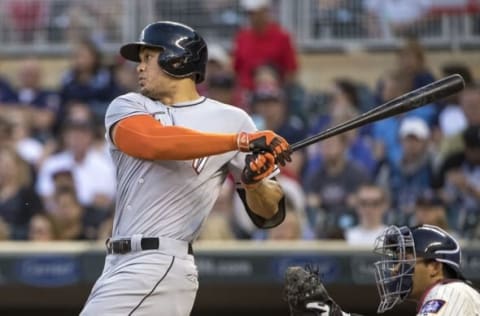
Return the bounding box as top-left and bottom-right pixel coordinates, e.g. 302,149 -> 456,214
104,93 -> 148,145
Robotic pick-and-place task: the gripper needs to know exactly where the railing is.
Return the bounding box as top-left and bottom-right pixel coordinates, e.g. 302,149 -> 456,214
0,240 -> 478,314
0,0 -> 479,56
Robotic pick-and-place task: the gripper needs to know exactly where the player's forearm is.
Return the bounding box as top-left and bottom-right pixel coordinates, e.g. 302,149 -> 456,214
114,115 -> 238,160
244,179 -> 283,219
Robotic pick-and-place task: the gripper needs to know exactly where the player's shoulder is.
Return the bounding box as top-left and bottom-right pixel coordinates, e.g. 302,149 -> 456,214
428,280 -> 470,296
419,280 -> 480,315
439,280 -> 476,292
106,92 -> 156,116
111,92 -> 149,106
205,98 -> 251,118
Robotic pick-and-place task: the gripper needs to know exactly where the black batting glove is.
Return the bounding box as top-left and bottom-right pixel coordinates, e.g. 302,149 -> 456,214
241,152 -> 276,189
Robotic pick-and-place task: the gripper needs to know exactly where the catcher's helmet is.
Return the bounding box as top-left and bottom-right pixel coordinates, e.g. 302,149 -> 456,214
410,224 -> 464,279
373,224 -> 465,313
120,21 -> 208,83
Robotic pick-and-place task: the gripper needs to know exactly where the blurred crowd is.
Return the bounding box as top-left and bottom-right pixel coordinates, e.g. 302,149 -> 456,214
0,0 -> 479,244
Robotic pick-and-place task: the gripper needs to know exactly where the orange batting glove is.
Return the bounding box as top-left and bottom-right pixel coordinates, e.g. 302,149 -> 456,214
241,152 -> 276,189
237,130 -> 292,166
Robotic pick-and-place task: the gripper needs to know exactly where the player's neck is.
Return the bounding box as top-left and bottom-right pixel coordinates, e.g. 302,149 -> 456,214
159,80 -> 201,106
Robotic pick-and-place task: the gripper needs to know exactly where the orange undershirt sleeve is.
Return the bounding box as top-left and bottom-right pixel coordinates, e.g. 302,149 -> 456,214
113,115 -> 239,160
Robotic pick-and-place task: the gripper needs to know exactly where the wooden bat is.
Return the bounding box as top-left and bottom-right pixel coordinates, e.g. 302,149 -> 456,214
291,74 -> 465,152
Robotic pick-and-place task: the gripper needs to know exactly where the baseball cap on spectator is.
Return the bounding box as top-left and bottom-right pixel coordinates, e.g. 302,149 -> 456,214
240,0 -> 271,11
462,125 -> 480,148
399,117 -> 430,139
208,43 -> 230,66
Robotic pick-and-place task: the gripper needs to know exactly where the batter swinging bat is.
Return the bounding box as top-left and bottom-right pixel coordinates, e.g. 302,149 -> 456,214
291,74 -> 465,152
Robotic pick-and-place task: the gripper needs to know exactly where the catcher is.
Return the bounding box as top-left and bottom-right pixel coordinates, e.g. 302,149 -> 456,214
284,224 -> 480,315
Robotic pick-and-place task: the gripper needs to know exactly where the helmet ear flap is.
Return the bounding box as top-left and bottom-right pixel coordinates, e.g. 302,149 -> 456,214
159,53 -> 186,71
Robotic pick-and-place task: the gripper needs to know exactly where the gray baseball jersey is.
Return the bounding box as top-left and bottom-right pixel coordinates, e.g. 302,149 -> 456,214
81,92 -> 285,316
105,92 -> 257,242
417,281 -> 480,315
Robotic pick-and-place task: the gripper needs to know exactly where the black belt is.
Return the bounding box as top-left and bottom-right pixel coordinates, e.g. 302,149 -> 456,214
106,237 -> 193,255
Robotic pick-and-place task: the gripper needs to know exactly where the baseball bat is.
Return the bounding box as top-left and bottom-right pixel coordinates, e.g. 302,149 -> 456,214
291,74 -> 465,152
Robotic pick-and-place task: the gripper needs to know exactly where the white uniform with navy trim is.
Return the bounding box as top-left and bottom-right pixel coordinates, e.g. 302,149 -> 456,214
417,281 -> 480,315
81,93 -> 278,316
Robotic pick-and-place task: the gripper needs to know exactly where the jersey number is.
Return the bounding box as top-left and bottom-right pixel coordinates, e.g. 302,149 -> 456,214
192,157 -> 208,174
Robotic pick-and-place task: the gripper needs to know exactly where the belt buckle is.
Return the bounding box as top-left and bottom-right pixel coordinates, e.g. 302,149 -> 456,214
114,239 -> 131,254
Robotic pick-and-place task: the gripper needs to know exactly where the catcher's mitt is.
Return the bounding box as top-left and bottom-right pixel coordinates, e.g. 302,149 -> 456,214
284,266 -> 345,316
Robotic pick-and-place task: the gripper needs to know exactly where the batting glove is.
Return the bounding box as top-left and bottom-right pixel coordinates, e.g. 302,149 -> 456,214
241,152 -> 276,189
236,131 -> 292,166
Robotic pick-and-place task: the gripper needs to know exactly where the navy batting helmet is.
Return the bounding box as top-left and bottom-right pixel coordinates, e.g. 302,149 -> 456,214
120,21 -> 208,83
373,224 -> 465,313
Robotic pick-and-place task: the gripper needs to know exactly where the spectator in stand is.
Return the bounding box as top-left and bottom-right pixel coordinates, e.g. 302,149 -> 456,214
51,187 -> 86,240
52,169 -> 75,192
3,0 -> 49,42
439,83 -> 480,162
304,133 -> 370,239
344,184 -> 389,246
233,0 -> 298,92
364,0 -> 432,37
250,84 -> 307,178
372,69 -> 435,165
413,189 -> 451,233
0,146 -> 42,239
397,38 -> 436,92
305,78 -> 377,177
28,212 -> 59,241
436,63 -> 473,139
112,57 -> 138,96
431,64 -> 473,164
35,116 -> 116,212
434,125 -> 480,239
7,109 -> 46,168
202,43 -> 232,90
202,45 -> 237,106
374,39 -> 437,122
376,117 -> 435,221
15,57 -> 61,143
59,38 -> 119,121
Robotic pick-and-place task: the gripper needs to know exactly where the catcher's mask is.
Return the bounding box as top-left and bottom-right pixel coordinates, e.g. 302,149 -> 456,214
373,225 -> 416,313
373,224 -> 464,313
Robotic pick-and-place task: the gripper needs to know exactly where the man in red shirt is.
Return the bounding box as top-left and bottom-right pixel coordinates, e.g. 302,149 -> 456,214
233,0 -> 298,92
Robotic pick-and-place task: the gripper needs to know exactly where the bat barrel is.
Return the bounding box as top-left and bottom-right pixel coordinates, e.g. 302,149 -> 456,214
291,74 -> 465,152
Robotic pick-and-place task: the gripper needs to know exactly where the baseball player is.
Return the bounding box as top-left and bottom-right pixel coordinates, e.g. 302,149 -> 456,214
284,224 -> 480,315
80,21 -> 291,316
